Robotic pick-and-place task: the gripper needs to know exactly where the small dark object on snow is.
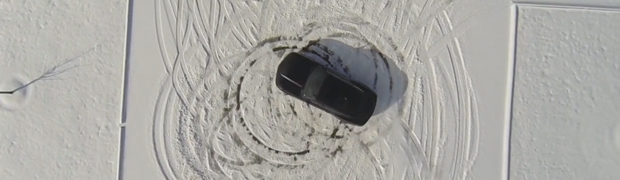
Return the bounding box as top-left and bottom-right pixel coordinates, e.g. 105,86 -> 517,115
275,52 -> 377,126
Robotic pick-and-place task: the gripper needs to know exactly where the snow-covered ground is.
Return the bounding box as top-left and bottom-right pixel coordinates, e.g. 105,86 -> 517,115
0,1 -> 126,179
3,0 -> 619,180
123,0 -> 512,179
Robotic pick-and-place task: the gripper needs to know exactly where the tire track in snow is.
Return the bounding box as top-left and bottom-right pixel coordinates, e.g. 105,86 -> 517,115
152,0 -> 481,179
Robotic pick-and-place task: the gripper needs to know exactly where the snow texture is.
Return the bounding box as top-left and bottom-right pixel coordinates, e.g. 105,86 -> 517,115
151,0 -> 479,179
0,1 -> 126,179
511,6 -> 620,180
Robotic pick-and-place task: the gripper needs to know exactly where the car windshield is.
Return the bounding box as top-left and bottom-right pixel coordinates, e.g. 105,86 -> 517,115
314,73 -> 365,114
301,67 -> 327,100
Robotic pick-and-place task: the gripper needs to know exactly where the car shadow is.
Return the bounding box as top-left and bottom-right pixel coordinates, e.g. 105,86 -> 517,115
297,38 -> 408,116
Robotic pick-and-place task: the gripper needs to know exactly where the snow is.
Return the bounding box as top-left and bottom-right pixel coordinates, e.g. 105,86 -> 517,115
9,0 -> 620,179
123,0 -> 514,179
0,1 -> 126,179
510,6 -> 620,180
141,1 -> 480,179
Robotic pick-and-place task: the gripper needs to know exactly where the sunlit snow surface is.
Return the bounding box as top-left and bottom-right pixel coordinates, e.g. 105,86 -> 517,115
151,0 -> 479,179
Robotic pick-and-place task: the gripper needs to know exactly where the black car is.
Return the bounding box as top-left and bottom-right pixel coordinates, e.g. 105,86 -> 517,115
275,52 -> 377,126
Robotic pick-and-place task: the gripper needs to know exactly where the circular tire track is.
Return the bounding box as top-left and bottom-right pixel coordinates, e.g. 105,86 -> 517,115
153,1 -> 479,180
